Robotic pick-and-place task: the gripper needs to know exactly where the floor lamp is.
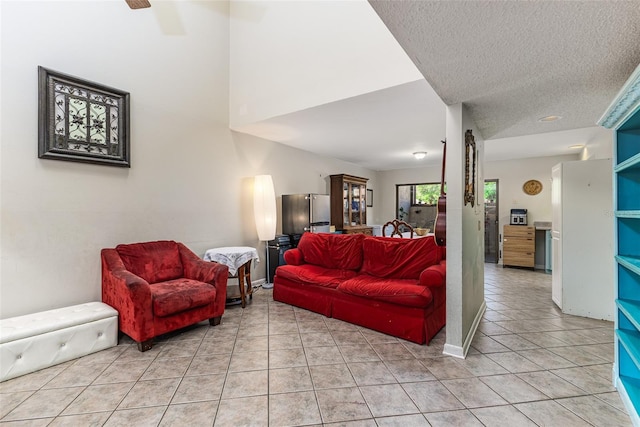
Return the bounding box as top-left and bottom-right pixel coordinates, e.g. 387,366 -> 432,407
254,175 -> 276,289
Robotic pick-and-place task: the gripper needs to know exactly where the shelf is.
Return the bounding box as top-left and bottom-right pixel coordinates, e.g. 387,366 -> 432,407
618,299 -> 640,331
620,375 -> 640,408
616,152 -> 640,173
617,211 -> 640,219
618,330 -> 640,372
617,255 -> 640,276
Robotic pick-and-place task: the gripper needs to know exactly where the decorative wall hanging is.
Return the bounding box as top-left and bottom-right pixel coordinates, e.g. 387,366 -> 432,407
366,189 -> 373,207
38,66 -> 130,167
523,179 -> 543,195
464,129 -> 476,207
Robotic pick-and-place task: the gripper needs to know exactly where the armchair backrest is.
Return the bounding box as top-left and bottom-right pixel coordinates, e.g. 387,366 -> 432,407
115,240 -> 184,283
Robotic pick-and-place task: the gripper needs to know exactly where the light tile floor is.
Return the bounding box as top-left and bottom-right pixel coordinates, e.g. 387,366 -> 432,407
0,264 -> 631,426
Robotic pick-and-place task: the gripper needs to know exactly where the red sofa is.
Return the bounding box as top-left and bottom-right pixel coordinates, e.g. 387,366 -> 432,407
273,232 -> 446,344
101,240 -> 228,351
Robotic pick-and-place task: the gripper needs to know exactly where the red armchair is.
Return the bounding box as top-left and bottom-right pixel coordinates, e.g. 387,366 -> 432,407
101,240 -> 228,351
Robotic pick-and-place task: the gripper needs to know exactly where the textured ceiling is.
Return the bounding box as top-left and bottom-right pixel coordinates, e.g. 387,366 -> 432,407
369,0 -> 640,140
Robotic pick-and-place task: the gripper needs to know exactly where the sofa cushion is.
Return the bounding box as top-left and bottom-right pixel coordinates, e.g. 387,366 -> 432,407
150,278 -> 216,317
116,240 -> 184,284
360,236 -> 442,279
338,275 -> 433,308
297,233 -> 365,270
275,264 -> 358,289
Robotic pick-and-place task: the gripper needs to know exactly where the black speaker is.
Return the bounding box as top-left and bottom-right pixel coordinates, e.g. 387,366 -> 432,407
267,234 -> 291,283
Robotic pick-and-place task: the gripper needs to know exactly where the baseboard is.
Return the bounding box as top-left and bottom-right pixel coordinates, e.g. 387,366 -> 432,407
615,375 -> 640,426
443,299 -> 487,359
443,343 -> 465,358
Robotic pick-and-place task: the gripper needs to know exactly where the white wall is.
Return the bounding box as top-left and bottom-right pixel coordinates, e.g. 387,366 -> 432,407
580,133 -> 613,160
231,130 -> 378,241
229,0 -> 422,128
0,0 -> 375,318
442,103 -> 485,358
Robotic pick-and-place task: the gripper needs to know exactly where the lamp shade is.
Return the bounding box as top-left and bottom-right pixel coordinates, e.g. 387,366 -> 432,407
254,175 -> 277,242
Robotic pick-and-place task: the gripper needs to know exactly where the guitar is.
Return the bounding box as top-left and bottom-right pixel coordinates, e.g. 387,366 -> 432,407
435,139 -> 446,246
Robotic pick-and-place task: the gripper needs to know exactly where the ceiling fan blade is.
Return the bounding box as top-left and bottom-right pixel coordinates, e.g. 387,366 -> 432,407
126,0 -> 151,9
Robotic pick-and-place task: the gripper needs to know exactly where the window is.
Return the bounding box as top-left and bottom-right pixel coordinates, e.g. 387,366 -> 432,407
411,183 -> 441,206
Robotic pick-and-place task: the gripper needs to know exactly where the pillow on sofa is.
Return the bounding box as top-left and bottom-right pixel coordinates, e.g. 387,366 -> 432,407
297,232 -> 365,270
360,236 -> 442,279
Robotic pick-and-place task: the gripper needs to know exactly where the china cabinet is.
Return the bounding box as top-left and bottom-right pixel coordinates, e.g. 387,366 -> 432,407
330,174 -> 372,235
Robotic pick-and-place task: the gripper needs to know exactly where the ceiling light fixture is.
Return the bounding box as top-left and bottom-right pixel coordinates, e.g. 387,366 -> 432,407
413,151 -> 427,160
538,115 -> 562,122
568,144 -> 584,149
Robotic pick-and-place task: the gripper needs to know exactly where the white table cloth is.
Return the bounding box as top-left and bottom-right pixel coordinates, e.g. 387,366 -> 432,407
203,246 -> 259,276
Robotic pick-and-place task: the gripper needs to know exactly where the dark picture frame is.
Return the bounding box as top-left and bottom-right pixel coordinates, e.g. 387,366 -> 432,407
366,189 -> 373,207
38,66 -> 131,167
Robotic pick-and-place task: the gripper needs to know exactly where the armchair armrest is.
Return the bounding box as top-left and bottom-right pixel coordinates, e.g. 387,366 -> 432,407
283,248 -> 303,265
101,248 -> 154,342
419,260 -> 446,288
178,243 -> 229,316
178,243 -> 229,287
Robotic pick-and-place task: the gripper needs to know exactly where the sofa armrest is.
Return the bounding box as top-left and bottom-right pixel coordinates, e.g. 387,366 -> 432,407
419,260 -> 446,288
283,248 -> 304,265
101,248 -> 154,341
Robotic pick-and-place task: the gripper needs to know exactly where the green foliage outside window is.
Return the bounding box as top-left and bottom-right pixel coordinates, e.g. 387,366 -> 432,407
413,183 -> 441,205
411,181 -> 496,205
485,181 -> 497,202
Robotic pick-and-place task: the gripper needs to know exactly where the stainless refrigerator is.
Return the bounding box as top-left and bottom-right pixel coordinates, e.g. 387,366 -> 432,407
282,194 -> 330,234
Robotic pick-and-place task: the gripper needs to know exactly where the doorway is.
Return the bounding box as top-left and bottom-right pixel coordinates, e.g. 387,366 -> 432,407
485,180 -> 499,263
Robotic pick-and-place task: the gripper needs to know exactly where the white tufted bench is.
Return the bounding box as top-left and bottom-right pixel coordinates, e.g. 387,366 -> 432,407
0,302 -> 118,382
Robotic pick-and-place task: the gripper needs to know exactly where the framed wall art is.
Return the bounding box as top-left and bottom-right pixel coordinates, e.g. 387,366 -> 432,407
464,129 -> 476,207
366,189 -> 373,207
38,66 -> 130,167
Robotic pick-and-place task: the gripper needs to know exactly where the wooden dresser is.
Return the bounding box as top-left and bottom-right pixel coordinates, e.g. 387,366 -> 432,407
503,225 -> 535,268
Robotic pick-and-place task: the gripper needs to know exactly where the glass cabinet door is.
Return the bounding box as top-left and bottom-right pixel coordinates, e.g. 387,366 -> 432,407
343,183 -> 349,226
361,184 -> 366,223
351,184 -> 360,225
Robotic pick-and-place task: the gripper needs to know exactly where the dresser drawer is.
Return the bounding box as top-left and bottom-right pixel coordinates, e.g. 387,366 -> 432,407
503,237 -> 534,252
503,253 -> 535,268
503,225 -> 535,238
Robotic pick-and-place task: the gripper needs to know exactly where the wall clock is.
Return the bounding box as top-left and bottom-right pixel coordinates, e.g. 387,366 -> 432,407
523,179 -> 543,195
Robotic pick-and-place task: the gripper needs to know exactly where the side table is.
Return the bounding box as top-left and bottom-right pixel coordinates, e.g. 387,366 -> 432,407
203,246 -> 259,308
